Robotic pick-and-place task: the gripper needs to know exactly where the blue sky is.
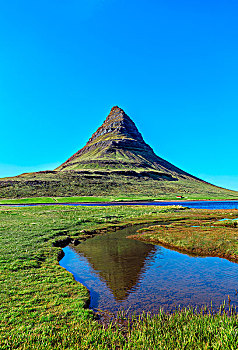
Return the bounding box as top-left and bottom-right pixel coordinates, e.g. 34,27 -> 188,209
0,0 -> 238,190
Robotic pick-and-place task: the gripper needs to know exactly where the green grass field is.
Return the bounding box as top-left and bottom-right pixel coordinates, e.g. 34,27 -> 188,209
1,192 -> 238,205
1,205 -> 238,349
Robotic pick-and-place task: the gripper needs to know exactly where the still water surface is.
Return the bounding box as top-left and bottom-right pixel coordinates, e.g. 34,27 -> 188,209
66,200 -> 238,209
60,224 -> 238,315
6,200 -> 238,209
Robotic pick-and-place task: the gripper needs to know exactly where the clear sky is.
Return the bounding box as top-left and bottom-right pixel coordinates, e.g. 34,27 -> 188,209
0,0 -> 238,190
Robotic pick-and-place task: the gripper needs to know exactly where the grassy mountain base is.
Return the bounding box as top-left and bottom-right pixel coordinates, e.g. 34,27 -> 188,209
0,170 -> 238,200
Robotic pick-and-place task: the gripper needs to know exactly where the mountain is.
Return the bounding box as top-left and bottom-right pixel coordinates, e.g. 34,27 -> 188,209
56,106 -> 196,180
0,106 -> 237,200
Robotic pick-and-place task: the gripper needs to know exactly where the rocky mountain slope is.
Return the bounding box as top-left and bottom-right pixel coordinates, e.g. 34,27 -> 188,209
56,106 -> 197,180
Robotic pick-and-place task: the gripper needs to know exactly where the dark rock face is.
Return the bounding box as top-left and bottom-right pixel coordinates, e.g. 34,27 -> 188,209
88,106 -> 146,144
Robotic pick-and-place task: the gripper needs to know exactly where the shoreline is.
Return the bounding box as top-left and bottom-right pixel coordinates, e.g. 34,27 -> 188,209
129,210 -> 238,266
1,198 -> 238,206
129,234 -> 238,265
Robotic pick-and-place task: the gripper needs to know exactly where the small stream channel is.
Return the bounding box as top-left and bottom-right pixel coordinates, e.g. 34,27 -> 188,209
59,224 -> 238,315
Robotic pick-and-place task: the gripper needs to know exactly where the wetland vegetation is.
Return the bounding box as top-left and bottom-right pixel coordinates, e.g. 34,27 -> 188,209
131,209 -> 238,262
1,204 -> 238,349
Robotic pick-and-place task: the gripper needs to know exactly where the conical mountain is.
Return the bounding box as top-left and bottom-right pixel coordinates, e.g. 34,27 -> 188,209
57,106 -> 195,180
1,105 -> 237,199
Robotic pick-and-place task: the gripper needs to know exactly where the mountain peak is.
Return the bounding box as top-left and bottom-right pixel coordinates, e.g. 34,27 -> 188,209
106,106 -> 127,120
109,105 -> 124,113
86,105 -> 144,144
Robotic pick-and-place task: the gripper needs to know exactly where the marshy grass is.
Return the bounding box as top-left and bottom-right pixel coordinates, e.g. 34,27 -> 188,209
132,208 -> 238,262
1,205 -> 238,349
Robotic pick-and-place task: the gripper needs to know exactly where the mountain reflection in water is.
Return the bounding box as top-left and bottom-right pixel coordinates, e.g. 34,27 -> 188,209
60,224 -> 238,315
74,226 -> 157,301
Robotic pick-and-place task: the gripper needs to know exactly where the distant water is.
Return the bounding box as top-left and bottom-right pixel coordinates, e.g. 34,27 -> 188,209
68,200 -> 238,209
154,201 -> 238,210
60,224 -> 238,315
7,200 -> 238,209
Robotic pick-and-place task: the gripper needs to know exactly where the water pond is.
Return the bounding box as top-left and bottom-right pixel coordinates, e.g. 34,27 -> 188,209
60,224 -> 238,315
